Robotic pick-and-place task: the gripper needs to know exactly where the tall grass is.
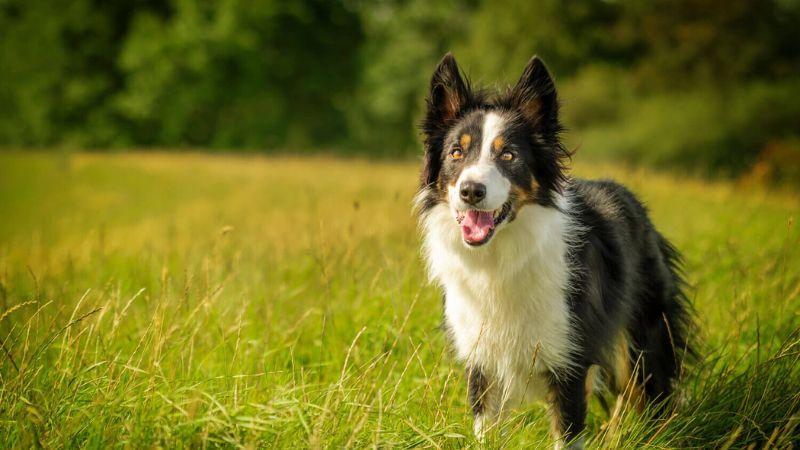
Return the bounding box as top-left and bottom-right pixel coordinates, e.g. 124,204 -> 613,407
0,152 -> 798,448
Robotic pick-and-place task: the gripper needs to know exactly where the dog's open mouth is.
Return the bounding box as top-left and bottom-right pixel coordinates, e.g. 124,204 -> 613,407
456,201 -> 511,246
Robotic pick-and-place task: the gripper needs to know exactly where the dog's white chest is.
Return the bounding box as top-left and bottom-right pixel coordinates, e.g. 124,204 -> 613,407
443,263 -> 574,404
421,202 -> 578,406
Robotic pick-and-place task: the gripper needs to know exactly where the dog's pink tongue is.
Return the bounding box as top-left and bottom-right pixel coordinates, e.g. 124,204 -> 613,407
461,210 -> 494,243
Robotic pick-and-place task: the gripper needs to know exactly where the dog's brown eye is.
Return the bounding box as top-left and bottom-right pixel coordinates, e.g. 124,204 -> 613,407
450,148 -> 464,160
500,151 -> 514,161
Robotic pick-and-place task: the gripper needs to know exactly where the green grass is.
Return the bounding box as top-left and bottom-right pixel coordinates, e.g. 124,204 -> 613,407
1,152 -> 798,448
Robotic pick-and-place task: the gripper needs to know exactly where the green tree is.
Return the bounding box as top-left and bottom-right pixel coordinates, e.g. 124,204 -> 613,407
0,0 -> 169,146
347,0 -> 472,154
115,0 -> 363,149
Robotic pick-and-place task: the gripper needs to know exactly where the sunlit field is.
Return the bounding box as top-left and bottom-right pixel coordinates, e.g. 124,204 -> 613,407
1,152 -> 798,448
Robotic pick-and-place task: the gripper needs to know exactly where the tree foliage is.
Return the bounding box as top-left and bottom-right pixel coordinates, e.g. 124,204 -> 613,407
1,0 -> 798,174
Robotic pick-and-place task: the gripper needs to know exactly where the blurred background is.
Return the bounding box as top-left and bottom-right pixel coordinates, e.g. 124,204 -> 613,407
1,0 -> 799,184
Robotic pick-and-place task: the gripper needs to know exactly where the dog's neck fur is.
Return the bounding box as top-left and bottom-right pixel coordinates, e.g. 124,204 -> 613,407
419,190 -> 580,395
419,189 -> 576,289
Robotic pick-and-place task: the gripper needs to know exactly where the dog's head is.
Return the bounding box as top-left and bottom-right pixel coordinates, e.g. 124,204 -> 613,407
417,53 -> 569,247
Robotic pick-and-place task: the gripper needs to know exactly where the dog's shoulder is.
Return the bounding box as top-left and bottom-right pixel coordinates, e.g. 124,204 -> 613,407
568,177 -> 652,228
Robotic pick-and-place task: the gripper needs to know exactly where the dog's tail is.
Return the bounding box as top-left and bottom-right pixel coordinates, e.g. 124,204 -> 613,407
628,233 -> 695,405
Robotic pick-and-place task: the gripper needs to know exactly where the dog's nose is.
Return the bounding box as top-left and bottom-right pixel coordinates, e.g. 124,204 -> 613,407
460,181 -> 486,205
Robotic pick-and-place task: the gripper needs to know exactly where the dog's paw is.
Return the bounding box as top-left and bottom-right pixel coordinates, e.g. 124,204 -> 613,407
554,436 -> 585,450
473,415 -> 487,443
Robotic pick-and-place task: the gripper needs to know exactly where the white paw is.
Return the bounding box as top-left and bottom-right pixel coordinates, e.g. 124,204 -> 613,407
554,436 -> 585,450
473,416 -> 486,442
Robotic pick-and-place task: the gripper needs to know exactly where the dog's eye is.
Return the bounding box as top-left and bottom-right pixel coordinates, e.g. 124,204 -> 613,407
500,151 -> 514,161
450,148 -> 464,160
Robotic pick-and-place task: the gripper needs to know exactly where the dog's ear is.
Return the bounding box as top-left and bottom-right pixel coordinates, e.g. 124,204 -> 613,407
426,53 -> 469,125
511,56 -> 569,201
511,56 -> 558,132
420,53 -> 471,187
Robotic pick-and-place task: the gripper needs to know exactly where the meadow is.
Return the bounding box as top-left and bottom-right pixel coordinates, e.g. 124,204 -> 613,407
1,151 -> 798,448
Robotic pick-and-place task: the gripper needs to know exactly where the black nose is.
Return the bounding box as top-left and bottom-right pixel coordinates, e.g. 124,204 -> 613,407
460,181 -> 486,205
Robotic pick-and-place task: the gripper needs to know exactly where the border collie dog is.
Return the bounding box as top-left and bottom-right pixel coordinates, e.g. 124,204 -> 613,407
415,54 -> 692,448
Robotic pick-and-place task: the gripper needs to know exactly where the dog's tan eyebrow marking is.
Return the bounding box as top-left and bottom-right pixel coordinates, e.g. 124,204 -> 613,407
492,136 -> 504,151
460,134 -> 472,148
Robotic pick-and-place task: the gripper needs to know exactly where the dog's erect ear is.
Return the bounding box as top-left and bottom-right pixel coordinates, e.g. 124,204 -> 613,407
511,56 -> 569,201
511,56 -> 558,131
426,53 -> 470,125
420,53 -> 470,188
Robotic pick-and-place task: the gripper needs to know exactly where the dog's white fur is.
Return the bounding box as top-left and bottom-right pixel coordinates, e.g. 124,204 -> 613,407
419,196 -> 579,433
416,113 -> 582,443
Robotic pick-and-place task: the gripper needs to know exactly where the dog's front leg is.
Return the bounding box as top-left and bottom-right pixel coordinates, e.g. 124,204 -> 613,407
467,365 -> 501,441
547,367 -> 588,450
